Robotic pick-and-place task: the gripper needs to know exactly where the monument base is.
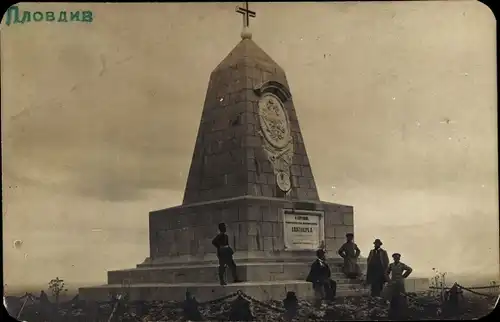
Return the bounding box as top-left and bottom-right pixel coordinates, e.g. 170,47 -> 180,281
79,278 -> 429,302
79,196 -> 430,302
79,256 -> 429,302
106,257 -> 363,284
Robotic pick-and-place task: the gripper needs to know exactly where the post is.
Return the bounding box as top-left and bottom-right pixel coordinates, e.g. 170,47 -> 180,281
283,291 -> 298,322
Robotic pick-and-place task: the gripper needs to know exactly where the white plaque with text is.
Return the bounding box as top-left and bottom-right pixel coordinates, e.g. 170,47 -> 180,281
283,209 -> 325,251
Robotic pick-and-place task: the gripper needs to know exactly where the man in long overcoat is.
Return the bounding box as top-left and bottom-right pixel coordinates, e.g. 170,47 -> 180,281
366,239 -> 390,297
338,233 -> 362,279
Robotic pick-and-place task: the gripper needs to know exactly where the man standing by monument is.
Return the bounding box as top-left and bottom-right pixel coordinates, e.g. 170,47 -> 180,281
306,248 -> 337,306
386,253 -> 413,295
212,223 -> 241,285
385,253 -> 413,317
338,233 -> 362,279
366,239 -> 390,297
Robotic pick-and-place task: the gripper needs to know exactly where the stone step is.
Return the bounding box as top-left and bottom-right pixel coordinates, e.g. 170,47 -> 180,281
79,280 -> 370,302
108,262 -> 367,285
139,256 -> 368,269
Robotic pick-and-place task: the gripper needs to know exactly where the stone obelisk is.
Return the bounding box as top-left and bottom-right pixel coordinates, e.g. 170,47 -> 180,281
80,3 -> 428,302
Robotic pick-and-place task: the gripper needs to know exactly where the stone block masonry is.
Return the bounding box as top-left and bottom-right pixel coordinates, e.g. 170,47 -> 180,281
149,197 -> 354,260
182,39 -> 320,205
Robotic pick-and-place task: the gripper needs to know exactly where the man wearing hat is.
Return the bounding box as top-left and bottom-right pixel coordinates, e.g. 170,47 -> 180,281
386,253 -> 413,292
212,222 -> 242,285
306,248 -> 337,306
385,253 -> 413,311
366,239 -> 390,297
337,233 -> 362,279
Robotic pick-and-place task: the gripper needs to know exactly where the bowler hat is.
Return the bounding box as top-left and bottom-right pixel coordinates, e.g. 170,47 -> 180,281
392,253 -> 401,258
374,239 -> 383,245
316,248 -> 326,258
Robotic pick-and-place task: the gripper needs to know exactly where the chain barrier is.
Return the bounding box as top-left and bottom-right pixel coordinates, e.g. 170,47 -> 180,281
456,284 -> 498,299
238,291 -> 286,313
404,291 -> 439,309
197,291 -> 243,320
430,285 -> 499,291
10,283 -> 499,320
198,291 -> 240,306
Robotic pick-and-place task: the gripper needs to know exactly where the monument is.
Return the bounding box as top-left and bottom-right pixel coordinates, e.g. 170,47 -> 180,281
79,3 -> 428,302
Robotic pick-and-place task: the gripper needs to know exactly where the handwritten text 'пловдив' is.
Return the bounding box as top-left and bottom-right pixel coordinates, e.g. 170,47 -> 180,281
3,5 -> 94,26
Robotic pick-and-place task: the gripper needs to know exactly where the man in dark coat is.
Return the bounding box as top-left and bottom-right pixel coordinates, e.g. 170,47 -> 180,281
306,248 -> 337,306
366,239 -> 390,297
212,222 -> 241,285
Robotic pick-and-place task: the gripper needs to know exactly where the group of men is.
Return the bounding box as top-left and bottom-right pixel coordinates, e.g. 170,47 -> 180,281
307,233 -> 413,305
211,224 -> 413,305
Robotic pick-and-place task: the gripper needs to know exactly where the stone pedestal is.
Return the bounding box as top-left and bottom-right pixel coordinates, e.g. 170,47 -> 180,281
79,256 -> 429,301
148,196 -> 354,261
79,194 -> 430,301
79,258 -> 370,301
79,196 -> 361,301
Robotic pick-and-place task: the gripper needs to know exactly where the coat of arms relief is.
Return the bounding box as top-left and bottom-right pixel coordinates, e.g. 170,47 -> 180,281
254,81 -> 294,193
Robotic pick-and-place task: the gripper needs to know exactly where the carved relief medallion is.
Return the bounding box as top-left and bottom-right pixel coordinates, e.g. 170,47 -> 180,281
276,170 -> 291,192
257,92 -> 294,193
258,93 -> 291,149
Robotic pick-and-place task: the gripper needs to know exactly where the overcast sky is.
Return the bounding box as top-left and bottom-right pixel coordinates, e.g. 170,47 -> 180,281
2,1 -> 498,290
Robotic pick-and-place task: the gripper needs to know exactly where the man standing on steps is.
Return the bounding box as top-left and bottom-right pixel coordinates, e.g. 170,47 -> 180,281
366,239 -> 390,297
212,222 -> 242,285
338,233 -> 362,279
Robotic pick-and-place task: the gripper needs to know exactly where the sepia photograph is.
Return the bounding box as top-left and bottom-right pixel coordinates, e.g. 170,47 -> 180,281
1,1 -> 498,320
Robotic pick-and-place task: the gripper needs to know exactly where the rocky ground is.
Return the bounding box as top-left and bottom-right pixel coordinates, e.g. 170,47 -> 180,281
7,292 -> 497,321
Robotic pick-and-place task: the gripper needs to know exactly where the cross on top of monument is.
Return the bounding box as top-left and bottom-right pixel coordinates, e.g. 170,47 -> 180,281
235,2 -> 256,39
